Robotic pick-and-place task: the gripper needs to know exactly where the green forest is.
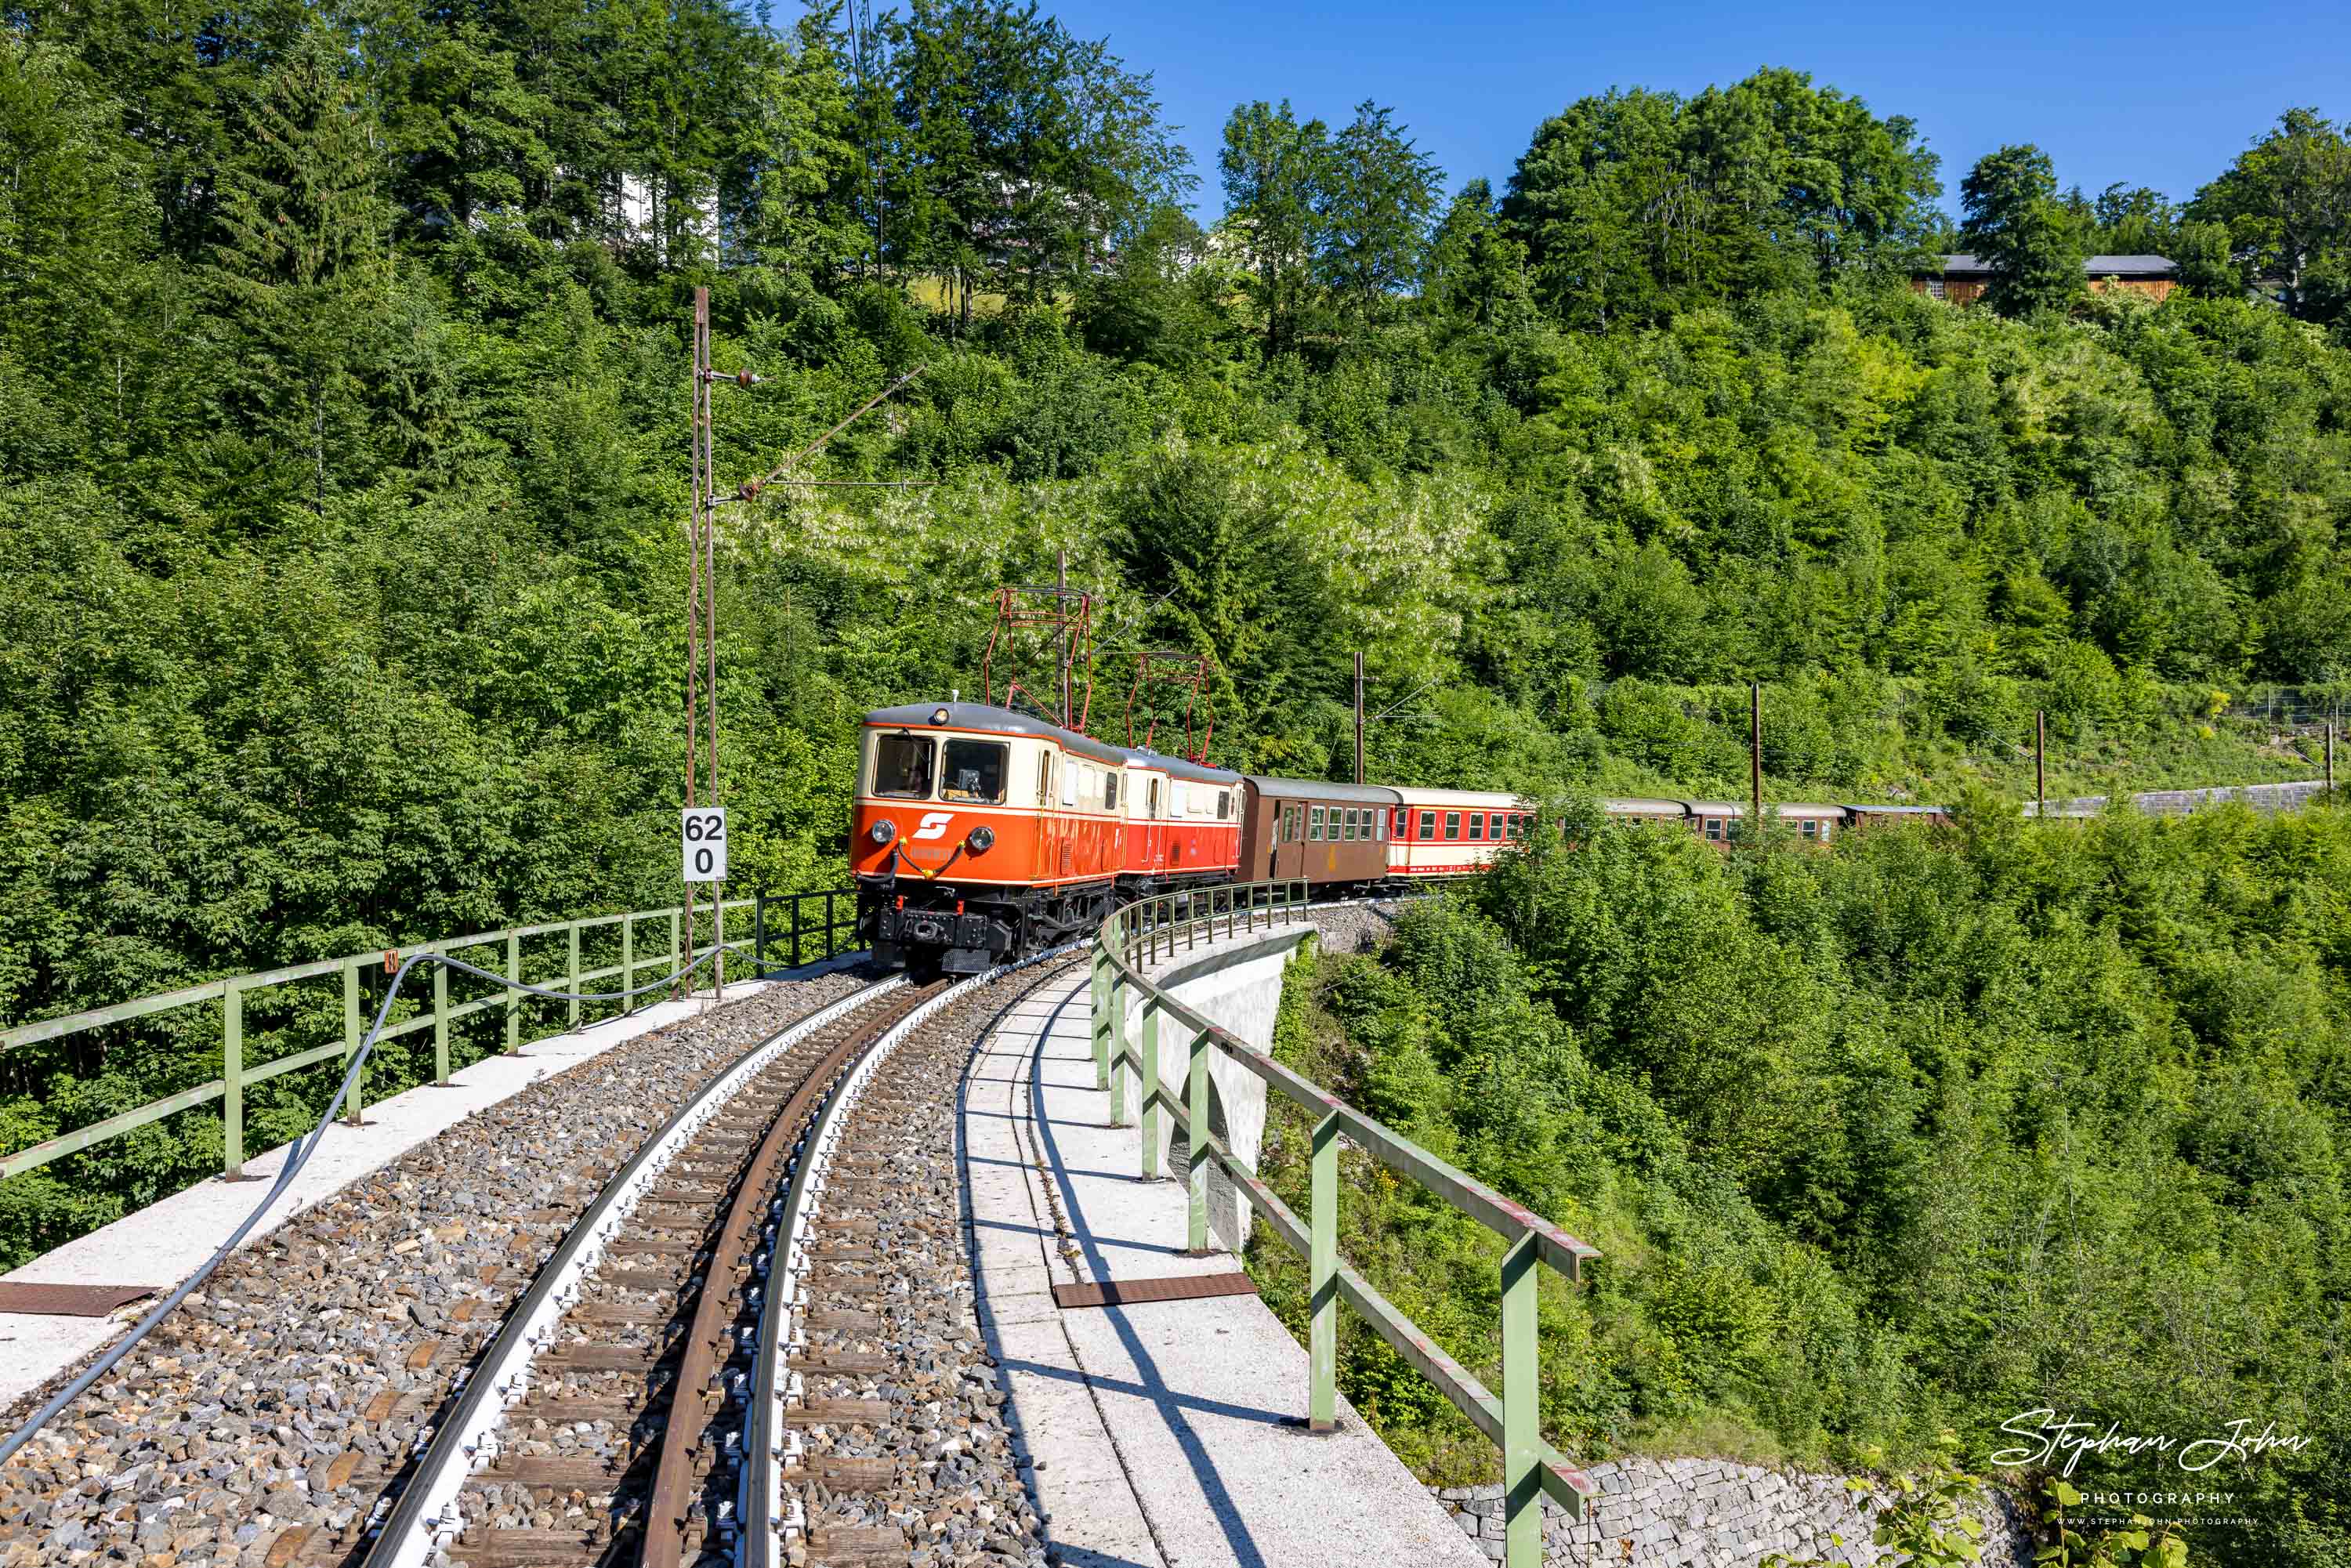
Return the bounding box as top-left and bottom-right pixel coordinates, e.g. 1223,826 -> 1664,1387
2,0 -> 2350,1553
1249,801 -> 2351,1564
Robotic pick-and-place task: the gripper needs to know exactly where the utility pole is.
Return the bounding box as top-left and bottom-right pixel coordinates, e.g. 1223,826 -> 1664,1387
2327,722 -> 2335,794
686,288 -> 723,998
2035,709 -> 2047,820
1354,653 -> 1365,786
1058,550 -> 1072,729
1748,682 -> 1762,844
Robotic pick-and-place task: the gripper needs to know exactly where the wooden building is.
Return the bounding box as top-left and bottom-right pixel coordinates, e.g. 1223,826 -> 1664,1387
1912,254 -> 2178,306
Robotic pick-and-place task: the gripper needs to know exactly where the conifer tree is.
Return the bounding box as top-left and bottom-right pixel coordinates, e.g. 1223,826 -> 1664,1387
209,25 -> 396,520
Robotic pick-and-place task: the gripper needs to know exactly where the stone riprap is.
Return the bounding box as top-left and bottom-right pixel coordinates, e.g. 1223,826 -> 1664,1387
1432,1458 -> 2038,1567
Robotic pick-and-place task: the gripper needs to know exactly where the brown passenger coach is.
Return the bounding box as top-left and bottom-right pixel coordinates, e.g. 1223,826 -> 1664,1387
1237,777 -> 1404,889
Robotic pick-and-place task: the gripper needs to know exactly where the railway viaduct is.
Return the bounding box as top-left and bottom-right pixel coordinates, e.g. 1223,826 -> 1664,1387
0,878 -> 2090,1568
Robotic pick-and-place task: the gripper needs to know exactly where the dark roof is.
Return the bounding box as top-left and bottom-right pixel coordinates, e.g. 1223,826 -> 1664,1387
1927,253 -> 2176,279
1243,776 -> 1404,806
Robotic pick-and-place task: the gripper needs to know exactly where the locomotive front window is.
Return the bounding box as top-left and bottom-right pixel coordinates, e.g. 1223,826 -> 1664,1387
873,734 -> 936,798
941,739 -> 1008,804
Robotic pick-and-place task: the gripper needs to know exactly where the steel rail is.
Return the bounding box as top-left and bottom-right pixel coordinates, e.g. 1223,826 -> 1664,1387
740,943 -> 1085,1568
357,976 -> 907,1567
638,980 -> 944,1568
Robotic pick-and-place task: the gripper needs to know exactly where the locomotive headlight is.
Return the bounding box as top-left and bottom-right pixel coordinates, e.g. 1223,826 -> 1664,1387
869,819 -> 897,845
933,706 -> 951,723
965,825 -> 995,853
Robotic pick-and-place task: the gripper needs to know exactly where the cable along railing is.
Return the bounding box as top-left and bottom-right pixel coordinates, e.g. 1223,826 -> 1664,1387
0,888 -> 857,1185
1091,881 -> 1600,1568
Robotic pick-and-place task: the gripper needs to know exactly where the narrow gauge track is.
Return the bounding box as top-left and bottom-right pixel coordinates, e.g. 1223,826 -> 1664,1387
743,957 -> 1068,1568
357,976 -> 944,1568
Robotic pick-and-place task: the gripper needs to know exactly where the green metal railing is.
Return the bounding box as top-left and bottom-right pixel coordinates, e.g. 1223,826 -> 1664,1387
1092,882 -> 1600,1568
0,896 -> 779,1184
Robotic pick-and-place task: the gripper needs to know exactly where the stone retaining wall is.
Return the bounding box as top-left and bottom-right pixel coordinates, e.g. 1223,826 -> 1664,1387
1433,1457 -> 2037,1567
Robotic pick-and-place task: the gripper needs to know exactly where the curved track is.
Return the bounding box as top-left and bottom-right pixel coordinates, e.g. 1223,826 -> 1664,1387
354,978 -> 931,1568
355,954 -> 1072,1568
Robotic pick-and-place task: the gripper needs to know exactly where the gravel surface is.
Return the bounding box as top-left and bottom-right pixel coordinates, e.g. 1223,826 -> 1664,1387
786,960 -> 1076,1568
0,969 -> 876,1568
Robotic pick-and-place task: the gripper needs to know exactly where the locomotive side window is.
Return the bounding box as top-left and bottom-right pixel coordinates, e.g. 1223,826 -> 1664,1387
1704,817 -> 1724,842
1148,780 -> 1161,818
1286,805 -> 1300,842
943,740 -> 1008,804
1310,806 -> 1324,841
1466,813 -> 1483,841
1218,790 -> 1231,820
1418,810 -> 1436,840
1374,811 -> 1386,842
1105,773 -> 1119,811
1344,809 -> 1357,842
1444,811 -> 1461,841
873,734 -> 936,798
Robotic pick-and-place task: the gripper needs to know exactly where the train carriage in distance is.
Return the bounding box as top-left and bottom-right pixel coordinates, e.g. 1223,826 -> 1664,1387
1238,777 -> 1401,889
1388,787 -> 1535,879
1603,797 -> 1688,828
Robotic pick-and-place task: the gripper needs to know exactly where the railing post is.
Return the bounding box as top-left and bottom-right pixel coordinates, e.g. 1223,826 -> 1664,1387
754,889 -> 768,979
792,894 -> 806,970
1310,1110 -> 1339,1429
433,953 -> 451,1085
342,958 -> 365,1126
715,898 -> 726,991
1502,1229 -> 1541,1568
506,929 -> 523,1052
669,908 -> 682,993
1108,983 -> 1130,1128
825,890 -> 838,958
222,980 -> 244,1179
566,922 -> 581,1027
1186,1023 -> 1212,1255
1091,948 -> 1112,1090
621,915 -> 636,1013
1226,887 -> 1234,940
1139,1000 -> 1161,1179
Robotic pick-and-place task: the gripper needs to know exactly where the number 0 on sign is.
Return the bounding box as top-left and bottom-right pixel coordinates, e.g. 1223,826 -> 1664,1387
682,807 -> 728,882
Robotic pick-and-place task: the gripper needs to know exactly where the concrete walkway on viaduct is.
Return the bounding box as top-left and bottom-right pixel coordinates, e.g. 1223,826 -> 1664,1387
962,920 -> 1482,1568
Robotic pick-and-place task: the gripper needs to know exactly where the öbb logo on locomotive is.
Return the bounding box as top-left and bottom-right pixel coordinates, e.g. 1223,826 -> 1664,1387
849,700 -> 1927,976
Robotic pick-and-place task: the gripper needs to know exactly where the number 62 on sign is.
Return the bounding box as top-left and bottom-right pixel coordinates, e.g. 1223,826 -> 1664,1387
681,808 -> 727,882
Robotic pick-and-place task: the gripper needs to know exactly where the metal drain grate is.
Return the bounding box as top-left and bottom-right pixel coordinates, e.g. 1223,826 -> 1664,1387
1050,1273 -> 1257,1309
0,1284 -> 159,1317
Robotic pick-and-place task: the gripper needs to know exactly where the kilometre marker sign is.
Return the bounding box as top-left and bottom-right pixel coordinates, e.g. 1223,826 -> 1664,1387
682,807 -> 727,882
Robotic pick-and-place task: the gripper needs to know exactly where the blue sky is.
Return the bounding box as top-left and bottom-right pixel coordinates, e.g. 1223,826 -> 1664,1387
1043,0 -> 2349,222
